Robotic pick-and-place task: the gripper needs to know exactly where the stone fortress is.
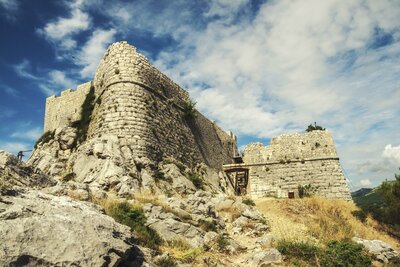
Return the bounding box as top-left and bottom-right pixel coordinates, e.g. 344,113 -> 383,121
43,41 -> 237,170
41,41 -> 351,200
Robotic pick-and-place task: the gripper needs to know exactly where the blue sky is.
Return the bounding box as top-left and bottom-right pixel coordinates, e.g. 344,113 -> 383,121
0,0 -> 399,190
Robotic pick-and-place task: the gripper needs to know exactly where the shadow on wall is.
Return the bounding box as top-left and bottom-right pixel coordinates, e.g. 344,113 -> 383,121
186,111 -> 236,170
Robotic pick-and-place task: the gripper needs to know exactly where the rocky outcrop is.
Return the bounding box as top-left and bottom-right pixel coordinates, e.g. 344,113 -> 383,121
0,188 -> 145,266
352,237 -> 400,263
0,150 -> 56,191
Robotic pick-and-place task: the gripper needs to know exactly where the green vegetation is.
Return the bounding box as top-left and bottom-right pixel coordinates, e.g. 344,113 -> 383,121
182,99 -> 197,119
306,122 -> 326,132
298,184 -> 316,198
163,157 -> 186,173
71,85 -> 95,146
353,169 -> 400,237
34,130 -> 55,149
216,234 -> 230,251
242,197 -> 255,206
0,175 -> 10,195
351,210 -> 367,223
187,172 -> 204,189
199,219 -> 217,232
105,201 -> 162,250
61,172 -> 76,182
277,239 -> 371,267
155,256 -> 177,267
321,240 -> 372,267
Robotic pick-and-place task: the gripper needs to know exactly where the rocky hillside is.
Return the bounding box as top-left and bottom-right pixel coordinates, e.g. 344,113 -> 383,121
1,149 -> 399,266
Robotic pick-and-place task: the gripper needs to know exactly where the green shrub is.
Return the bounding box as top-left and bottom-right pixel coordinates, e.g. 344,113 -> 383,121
188,172 -> 203,189
216,234 -> 230,251
155,256 -> 177,267
199,219 -> 217,232
182,99 -> 197,119
351,210 -> 367,223
277,240 -> 320,265
72,85 -> 95,146
277,239 -> 372,267
106,201 -> 162,250
34,130 -> 55,149
242,197 -> 255,206
306,122 -> 326,132
320,240 -> 372,267
298,184 -> 316,198
61,172 -> 76,182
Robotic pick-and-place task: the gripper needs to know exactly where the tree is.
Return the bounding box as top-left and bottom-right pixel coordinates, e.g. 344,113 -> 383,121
376,169 -> 400,225
306,122 -> 326,132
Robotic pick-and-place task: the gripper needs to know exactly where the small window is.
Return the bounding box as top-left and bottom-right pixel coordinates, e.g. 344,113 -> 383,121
288,192 -> 295,199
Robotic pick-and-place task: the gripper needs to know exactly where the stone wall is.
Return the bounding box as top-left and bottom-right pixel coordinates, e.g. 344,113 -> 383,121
85,41 -> 236,168
44,82 -> 92,132
227,131 -> 351,200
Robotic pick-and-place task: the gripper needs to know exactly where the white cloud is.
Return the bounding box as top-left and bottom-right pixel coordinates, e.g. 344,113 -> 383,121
360,179 -> 372,187
13,60 -> 39,80
0,0 -> 18,11
11,127 -> 42,141
38,1 -> 91,50
383,144 -> 400,165
78,28 -> 116,78
0,85 -> 18,97
12,60 -> 76,96
49,70 -> 75,89
0,142 -> 30,155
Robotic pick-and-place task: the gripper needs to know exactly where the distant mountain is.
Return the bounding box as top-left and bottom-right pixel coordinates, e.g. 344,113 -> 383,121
351,188 -> 373,198
352,187 -> 386,209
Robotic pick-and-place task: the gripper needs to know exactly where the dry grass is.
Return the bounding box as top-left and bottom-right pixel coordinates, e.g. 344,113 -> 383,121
135,192 -> 192,222
215,205 -> 242,222
161,238 -> 204,264
255,197 -> 400,249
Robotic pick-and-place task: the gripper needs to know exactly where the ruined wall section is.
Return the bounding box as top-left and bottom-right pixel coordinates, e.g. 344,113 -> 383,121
243,130 -> 337,163
88,41 -> 236,167
241,131 -> 351,200
44,82 -> 92,132
246,158 -> 351,200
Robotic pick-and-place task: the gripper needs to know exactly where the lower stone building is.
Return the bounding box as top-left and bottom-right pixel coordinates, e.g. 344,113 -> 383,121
223,130 -> 352,200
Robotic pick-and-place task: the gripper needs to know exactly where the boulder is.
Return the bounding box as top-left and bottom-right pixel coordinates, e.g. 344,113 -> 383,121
352,237 -> 399,263
0,188 -> 145,266
245,248 -> 282,266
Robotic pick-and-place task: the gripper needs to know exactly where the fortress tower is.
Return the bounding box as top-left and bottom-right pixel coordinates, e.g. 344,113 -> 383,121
43,41 -> 237,169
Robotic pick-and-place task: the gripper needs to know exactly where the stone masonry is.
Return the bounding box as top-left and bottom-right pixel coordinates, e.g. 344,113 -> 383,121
224,130 -> 352,200
42,41 -> 237,169
44,82 -> 92,132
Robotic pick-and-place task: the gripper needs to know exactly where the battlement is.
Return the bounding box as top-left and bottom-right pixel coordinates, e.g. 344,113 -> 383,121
93,41 -> 189,107
243,130 -> 337,164
44,81 -> 92,132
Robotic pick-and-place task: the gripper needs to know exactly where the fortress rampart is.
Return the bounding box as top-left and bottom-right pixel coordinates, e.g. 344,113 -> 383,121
43,41 -> 237,169
224,131 -> 351,200
44,82 -> 92,132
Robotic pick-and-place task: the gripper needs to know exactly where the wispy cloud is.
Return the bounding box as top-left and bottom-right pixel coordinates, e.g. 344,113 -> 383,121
0,0 -> 19,20
383,144 -> 400,165
12,59 -> 77,95
0,84 -> 19,97
0,108 -> 15,119
0,142 -> 30,155
77,28 -> 116,78
11,127 -> 42,141
37,0 -> 91,50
